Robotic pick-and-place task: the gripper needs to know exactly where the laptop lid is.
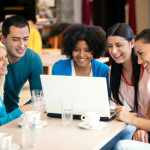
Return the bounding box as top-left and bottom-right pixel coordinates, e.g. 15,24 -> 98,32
40,75 -> 114,119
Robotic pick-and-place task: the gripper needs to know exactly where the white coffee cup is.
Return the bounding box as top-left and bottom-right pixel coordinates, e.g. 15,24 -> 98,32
81,112 -> 101,127
0,133 -> 12,150
25,111 -> 41,125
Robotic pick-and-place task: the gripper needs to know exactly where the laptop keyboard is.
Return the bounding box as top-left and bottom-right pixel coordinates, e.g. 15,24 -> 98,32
101,112 -> 109,117
100,111 -> 115,117
110,111 -> 115,115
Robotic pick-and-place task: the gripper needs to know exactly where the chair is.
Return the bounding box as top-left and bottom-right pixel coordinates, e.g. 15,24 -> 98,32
49,33 -> 62,49
48,23 -> 70,49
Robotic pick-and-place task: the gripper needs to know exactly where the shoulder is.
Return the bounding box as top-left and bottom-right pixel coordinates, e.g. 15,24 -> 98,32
92,59 -> 109,71
53,58 -> 71,67
23,48 -> 42,64
92,59 -> 109,77
140,68 -> 150,83
23,49 -> 42,71
52,58 -> 71,75
25,48 -> 41,59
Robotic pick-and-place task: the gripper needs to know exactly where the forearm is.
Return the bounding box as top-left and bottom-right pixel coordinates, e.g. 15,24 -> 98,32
130,116 -> 150,132
116,106 -> 150,131
0,108 -> 22,126
145,102 -> 150,119
24,99 -> 32,105
20,103 -> 32,114
133,102 -> 150,131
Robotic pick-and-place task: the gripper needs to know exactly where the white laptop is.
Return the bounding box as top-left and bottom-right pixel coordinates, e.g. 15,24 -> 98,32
40,75 -> 115,121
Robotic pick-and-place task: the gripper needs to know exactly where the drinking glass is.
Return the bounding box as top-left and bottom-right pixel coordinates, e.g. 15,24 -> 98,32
61,98 -> 73,126
32,89 -> 45,120
21,115 -> 36,148
0,133 -> 12,150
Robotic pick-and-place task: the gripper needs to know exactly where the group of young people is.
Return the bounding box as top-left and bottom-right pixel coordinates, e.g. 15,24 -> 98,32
52,23 -> 150,149
0,14 -> 150,149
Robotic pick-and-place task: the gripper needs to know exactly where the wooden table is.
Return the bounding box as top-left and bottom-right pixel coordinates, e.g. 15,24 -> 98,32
0,114 -> 126,150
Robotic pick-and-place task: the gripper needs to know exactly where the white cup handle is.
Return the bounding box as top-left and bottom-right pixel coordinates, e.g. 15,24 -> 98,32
81,115 -> 86,122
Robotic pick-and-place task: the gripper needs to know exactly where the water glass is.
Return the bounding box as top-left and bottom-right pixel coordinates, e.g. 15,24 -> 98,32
32,89 -> 43,97
32,89 -> 45,120
0,133 -> 12,150
61,98 -> 73,126
21,115 -> 36,148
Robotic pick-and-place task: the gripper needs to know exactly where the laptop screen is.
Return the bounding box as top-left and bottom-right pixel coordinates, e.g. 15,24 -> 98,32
40,75 -> 111,118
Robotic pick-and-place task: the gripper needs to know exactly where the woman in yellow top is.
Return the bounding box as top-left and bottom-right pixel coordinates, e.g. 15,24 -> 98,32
28,20 -> 42,54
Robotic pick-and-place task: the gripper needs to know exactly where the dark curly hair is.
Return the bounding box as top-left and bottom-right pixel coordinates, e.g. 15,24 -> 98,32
62,24 -> 106,59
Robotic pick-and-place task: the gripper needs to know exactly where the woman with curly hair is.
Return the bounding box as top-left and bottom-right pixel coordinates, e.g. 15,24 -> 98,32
52,24 -> 109,82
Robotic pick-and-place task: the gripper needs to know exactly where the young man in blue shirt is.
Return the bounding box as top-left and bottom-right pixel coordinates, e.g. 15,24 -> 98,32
1,15 -> 43,113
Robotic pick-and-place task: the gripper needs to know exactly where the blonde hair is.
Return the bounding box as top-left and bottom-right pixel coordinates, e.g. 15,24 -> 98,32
0,42 -> 7,51
0,75 -> 5,100
0,42 -> 7,104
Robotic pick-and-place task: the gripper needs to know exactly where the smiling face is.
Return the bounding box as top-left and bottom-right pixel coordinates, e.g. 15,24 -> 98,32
72,40 -> 93,69
2,25 -> 29,64
107,36 -> 134,64
0,47 -> 9,75
135,39 -> 150,73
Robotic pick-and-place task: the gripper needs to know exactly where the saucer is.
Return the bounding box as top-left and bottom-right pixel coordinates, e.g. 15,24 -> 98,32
78,121 -> 107,130
18,120 -> 47,128
11,143 -> 20,150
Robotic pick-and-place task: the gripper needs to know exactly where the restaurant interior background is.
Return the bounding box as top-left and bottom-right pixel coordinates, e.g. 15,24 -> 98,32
0,0 -> 150,48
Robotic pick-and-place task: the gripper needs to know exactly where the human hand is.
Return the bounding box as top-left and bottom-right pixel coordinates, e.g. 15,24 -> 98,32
20,103 -> 33,114
133,129 -> 149,143
115,106 -> 133,124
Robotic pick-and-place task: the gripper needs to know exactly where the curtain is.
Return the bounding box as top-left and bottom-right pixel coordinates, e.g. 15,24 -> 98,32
126,0 -> 137,35
82,0 -> 92,25
92,0 -> 126,31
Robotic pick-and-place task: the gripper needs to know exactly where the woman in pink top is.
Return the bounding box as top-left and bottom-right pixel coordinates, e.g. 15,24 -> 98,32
102,23 -> 150,150
106,23 -> 150,118
113,29 -> 150,150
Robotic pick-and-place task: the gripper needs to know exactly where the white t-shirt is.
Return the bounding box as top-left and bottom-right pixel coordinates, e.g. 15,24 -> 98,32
71,59 -> 93,77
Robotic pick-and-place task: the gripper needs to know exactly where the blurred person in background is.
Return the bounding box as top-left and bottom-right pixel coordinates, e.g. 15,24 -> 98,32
28,20 -> 42,54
